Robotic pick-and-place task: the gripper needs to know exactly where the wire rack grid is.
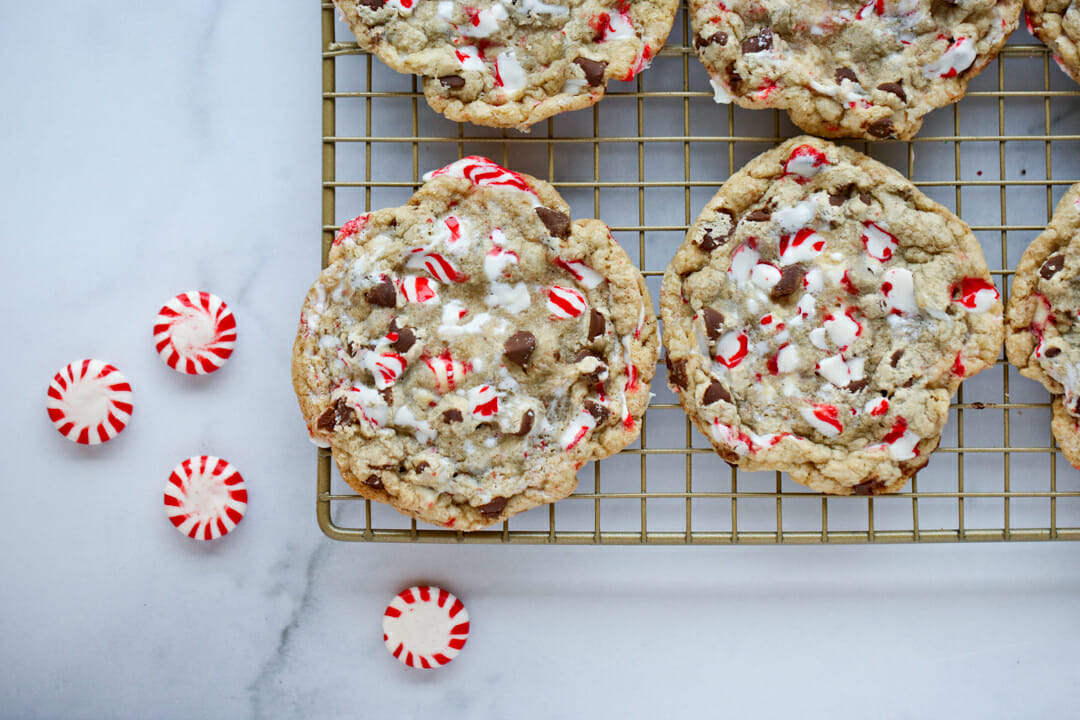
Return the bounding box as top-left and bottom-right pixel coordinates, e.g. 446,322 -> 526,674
318,0 -> 1080,544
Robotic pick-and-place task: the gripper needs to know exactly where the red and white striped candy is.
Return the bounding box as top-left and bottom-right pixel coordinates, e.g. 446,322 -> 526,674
779,229 -> 826,265
46,359 -> 133,445
397,276 -> 439,304
468,384 -> 499,417
364,352 -> 407,390
861,222 -> 898,262
425,351 -> 468,392
545,286 -> 587,319
154,291 -> 237,375
164,455 -> 247,541
423,156 -> 536,198
783,144 -> 829,180
423,253 -> 468,283
383,586 -> 469,669
553,258 -> 604,289
334,213 -> 370,246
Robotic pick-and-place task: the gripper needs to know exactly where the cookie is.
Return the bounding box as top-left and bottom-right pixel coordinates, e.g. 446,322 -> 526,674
691,0 -> 1022,140
1026,0 -> 1080,83
1005,183 -> 1080,467
333,0 -> 679,130
293,157 -> 658,529
661,137 -> 1003,494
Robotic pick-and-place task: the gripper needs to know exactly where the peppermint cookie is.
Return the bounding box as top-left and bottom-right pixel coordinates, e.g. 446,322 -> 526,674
1026,0 -> 1080,83
661,137 -> 1003,494
293,157 -> 658,529
691,0 -> 1022,139
333,0 -> 679,130
1005,183 -> 1080,467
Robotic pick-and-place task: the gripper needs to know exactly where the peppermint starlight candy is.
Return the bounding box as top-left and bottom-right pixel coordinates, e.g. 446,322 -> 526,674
661,137 -> 1003,495
332,0 -> 679,130
154,291 -> 237,374
46,359 -> 133,445
164,455 -> 247,540
691,0 -> 1022,139
1006,183 -> 1080,469
383,586 -> 469,669
293,157 -> 658,530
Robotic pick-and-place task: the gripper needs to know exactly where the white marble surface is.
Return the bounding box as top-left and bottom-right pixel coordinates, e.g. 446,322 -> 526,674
3,2 -> 1080,718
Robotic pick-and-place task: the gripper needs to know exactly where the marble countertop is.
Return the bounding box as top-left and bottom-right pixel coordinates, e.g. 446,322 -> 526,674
3,2 -> 1080,717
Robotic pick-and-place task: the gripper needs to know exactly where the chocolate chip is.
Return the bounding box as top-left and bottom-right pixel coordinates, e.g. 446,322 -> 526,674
726,65 -> 742,93
666,355 -> 688,389
511,409 -> 535,436
877,82 -> 906,102
316,406 -> 336,431
574,348 -> 604,363
574,350 -> 607,379
852,479 -> 882,496
890,349 -> 903,367
438,75 -> 465,89
573,57 -> 608,86
745,209 -> 771,222
902,377 -> 917,388
588,309 -> 606,342
504,331 -> 537,368
1041,254 -> 1066,279
698,213 -> 736,251
316,397 -> 356,431
536,207 -> 571,239
585,400 -> 611,425
698,229 -> 729,252
702,379 -> 731,405
363,474 -> 384,489
694,31 -> 728,49
829,193 -> 846,207
867,118 -> 896,138
477,496 -> 508,518
378,387 -> 394,405
415,461 -> 429,473
442,409 -> 463,423
365,278 -> 397,308
859,193 -> 872,205
846,379 -> 868,392
771,265 -> 805,300
1045,346 -> 1062,358
388,319 -> 415,353
357,0 -> 385,8
702,307 -> 725,342
741,27 -> 773,54
835,67 -> 858,84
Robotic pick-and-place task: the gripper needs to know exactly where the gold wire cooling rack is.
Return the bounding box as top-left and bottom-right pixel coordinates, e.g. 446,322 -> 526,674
318,0 -> 1080,543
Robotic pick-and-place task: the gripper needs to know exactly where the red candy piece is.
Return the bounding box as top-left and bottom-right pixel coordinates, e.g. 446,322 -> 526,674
398,276 -> 439,304
953,277 -> 999,311
424,156 -> 534,195
334,213 -> 370,246
164,455 -> 247,541
46,359 -> 133,445
783,144 -> 829,181
545,286 -> 588,319
423,253 -> 468,283
383,586 -> 469,669
154,291 -> 237,375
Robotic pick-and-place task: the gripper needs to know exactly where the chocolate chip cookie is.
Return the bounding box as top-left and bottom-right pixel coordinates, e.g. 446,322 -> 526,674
661,137 -> 1003,494
691,0 -> 1022,139
1005,183 -> 1080,467
1026,0 -> 1080,83
293,157 -> 658,529
334,0 -> 679,130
